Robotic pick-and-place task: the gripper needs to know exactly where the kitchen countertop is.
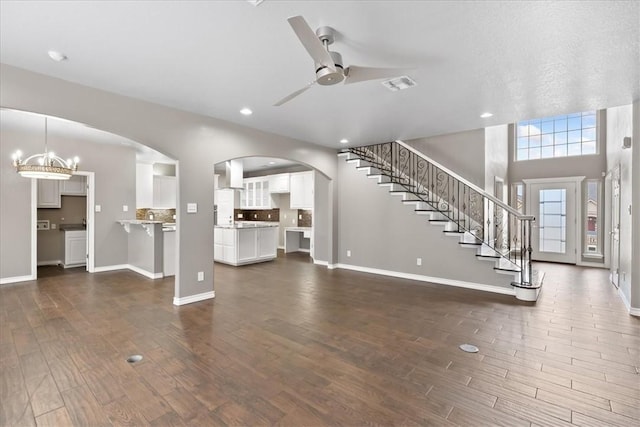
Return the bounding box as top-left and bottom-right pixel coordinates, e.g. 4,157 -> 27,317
59,224 -> 86,231
285,226 -> 312,232
215,222 -> 279,229
117,220 -> 164,225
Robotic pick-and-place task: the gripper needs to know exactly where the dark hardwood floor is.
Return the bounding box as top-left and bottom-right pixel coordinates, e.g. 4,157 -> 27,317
1,252 -> 638,426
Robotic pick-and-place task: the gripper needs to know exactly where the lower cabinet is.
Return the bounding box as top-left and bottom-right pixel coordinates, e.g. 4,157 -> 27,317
163,230 -> 176,277
214,226 -> 277,266
63,230 -> 86,267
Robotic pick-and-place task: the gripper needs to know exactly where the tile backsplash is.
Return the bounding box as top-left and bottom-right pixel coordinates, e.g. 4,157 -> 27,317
234,208 -> 280,222
298,209 -> 312,227
136,208 -> 176,223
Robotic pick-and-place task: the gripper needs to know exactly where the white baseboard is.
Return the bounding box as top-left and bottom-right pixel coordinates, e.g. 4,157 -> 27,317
93,264 -> 129,273
173,290 -> 215,306
0,275 -> 36,285
93,264 -> 163,279
618,287 -> 640,317
335,263 -> 516,296
37,260 -> 61,267
127,265 -> 164,280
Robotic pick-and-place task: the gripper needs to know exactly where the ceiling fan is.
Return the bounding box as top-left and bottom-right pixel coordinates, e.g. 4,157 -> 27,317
274,16 -> 414,106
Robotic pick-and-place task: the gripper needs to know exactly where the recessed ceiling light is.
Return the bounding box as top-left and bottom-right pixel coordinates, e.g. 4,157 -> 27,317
240,108 -> 253,116
47,50 -> 67,62
480,112 -> 493,118
268,161 -> 276,165
340,138 -> 349,144
246,0 -> 264,5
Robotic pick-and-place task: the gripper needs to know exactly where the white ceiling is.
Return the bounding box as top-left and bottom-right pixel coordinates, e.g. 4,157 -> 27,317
1,1 -> 638,148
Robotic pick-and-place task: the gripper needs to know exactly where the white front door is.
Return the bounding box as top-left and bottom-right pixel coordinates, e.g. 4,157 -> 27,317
610,170 -> 621,288
529,181 -> 577,264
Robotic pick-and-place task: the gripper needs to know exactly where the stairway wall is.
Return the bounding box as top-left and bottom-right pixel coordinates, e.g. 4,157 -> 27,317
337,158 -> 515,292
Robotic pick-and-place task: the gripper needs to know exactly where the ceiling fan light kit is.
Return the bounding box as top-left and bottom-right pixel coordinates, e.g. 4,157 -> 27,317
274,15 -> 415,106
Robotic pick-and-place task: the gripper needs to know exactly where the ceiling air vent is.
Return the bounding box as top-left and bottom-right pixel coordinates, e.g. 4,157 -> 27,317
381,76 -> 417,92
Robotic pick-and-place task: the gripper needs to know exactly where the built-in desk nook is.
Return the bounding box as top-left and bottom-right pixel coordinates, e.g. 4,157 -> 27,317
284,227 -> 312,253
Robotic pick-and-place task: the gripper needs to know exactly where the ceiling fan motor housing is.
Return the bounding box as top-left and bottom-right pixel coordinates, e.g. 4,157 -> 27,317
316,51 -> 344,85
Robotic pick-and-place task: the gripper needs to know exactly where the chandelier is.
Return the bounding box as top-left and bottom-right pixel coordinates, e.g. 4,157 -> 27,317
11,117 -> 79,180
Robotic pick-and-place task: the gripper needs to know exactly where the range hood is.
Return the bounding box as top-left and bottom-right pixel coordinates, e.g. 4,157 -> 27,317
224,159 -> 243,189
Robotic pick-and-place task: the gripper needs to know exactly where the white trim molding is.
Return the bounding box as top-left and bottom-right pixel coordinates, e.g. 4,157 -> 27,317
37,260 -> 61,267
127,265 -> 164,280
618,287 -> 640,317
335,264 -> 516,296
0,275 -> 36,285
313,259 -> 338,269
173,290 -> 215,306
93,264 -> 129,273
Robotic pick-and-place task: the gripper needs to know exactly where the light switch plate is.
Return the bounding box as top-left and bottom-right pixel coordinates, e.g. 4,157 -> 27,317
187,203 -> 198,213
95,204 -> 101,212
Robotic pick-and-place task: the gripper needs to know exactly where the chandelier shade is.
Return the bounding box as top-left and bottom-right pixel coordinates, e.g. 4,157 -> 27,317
11,117 -> 79,180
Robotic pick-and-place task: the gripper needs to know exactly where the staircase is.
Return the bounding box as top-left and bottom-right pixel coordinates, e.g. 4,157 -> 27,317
339,140 -> 543,301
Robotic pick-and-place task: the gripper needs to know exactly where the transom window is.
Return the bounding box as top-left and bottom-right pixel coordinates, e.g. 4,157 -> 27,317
516,111 -> 597,161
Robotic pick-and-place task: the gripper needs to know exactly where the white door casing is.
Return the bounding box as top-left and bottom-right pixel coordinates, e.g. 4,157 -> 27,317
525,177 -> 583,264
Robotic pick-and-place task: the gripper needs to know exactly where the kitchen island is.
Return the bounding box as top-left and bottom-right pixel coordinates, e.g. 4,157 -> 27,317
214,222 -> 278,266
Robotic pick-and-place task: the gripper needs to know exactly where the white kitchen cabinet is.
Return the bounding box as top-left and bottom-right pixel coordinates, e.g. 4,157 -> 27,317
152,175 -> 177,208
37,180 -> 61,208
136,163 -> 154,208
290,171 -> 313,209
268,173 -> 290,193
241,178 -> 272,209
163,230 -> 176,277
217,188 -> 236,225
214,226 -> 278,266
63,230 -> 86,267
60,175 -> 86,196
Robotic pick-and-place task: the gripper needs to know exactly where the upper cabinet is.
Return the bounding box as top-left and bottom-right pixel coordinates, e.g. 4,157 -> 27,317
152,175 -> 177,209
290,171 -> 313,209
37,180 -> 61,208
136,163 -> 176,209
241,177 -> 272,209
268,173 -> 290,193
60,175 -> 86,196
136,163 -> 154,208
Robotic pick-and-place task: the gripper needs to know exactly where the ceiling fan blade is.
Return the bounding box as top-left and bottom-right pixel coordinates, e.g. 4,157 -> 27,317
288,16 -> 335,72
344,65 -> 415,85
273,80 -> 317,106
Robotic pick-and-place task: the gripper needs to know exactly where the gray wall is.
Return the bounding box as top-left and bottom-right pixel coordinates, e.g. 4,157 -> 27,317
406,128 -> 486,187
128,223 -> 163,275
337,157 -> 514,289
484,125 -> 509,197
1,113 -> 136,278
606,104 -> 636,309
0,64 -> 337,302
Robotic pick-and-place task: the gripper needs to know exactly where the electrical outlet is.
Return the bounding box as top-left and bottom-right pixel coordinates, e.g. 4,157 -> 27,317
347,250 -> 351,257
123,205 -> 128,212
197,271 -> 204,281
237,213 -> 243,218
416,258 -> 422,266
298,214 -> 302,220
51,224 -> 57,229
95,205 -> 101,212
292,219 -> 295,224
254,214 -> 257,219
268,214 -> 271,219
